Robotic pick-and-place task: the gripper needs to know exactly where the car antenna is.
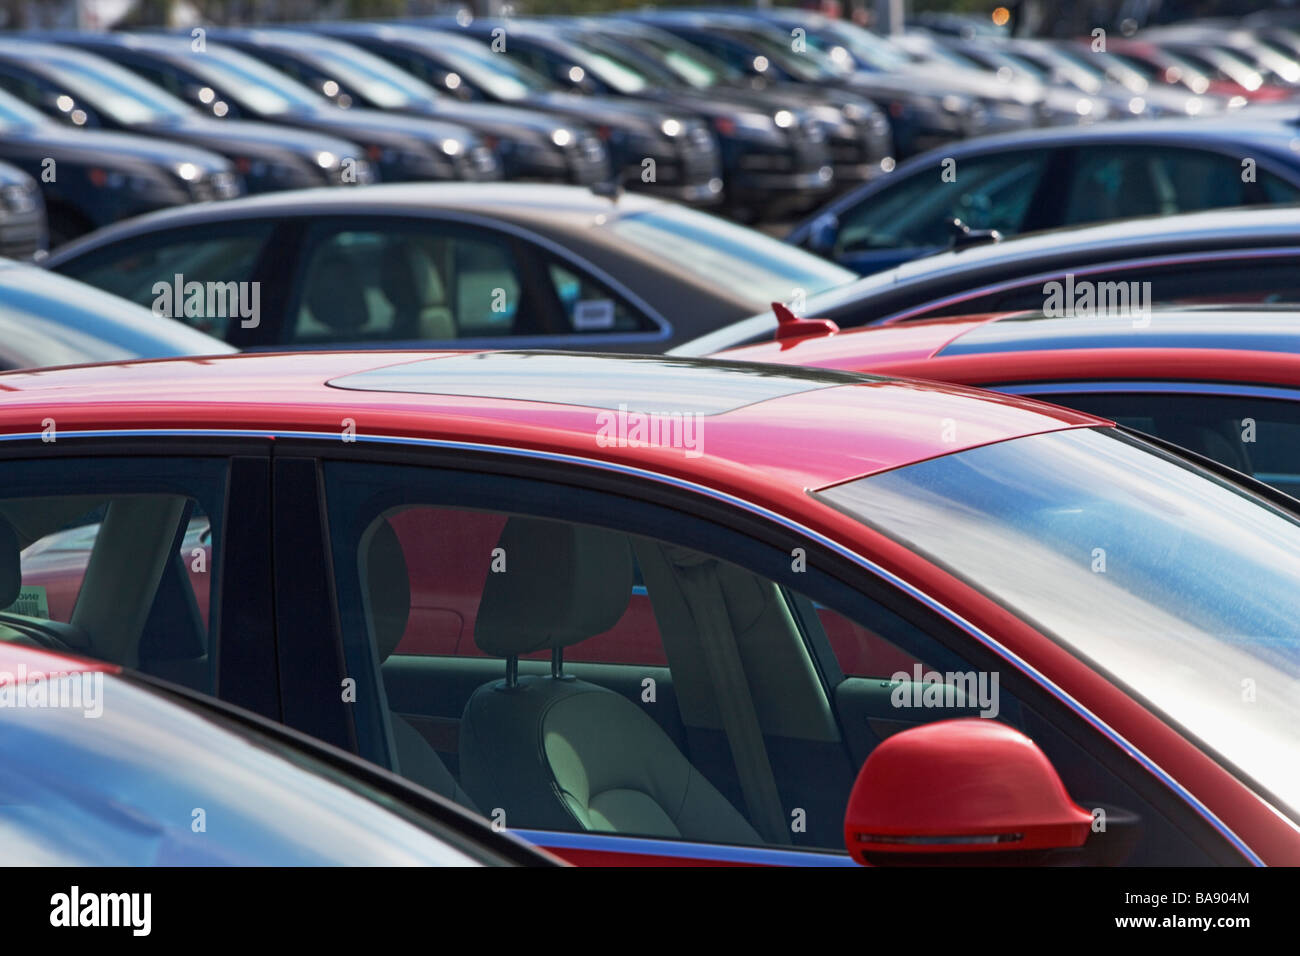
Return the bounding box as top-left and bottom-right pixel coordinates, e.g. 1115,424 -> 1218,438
589,166 -> 634,201
772,301 -> 839,341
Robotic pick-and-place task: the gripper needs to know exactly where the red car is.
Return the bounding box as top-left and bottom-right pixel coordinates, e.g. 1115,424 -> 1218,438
1,350 -> 1297,866
720,306 -> 1300,499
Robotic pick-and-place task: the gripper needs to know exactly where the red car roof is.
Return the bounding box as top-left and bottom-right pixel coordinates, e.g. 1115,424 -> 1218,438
723,310 -> 1300,389
0,350 -> 1101,492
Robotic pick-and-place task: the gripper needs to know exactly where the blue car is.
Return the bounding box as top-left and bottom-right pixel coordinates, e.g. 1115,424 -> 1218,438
787,117 -> 1300,275
0,642 -> 556,865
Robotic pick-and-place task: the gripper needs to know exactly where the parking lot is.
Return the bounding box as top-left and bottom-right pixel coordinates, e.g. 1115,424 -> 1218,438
1,0 -> 1299,904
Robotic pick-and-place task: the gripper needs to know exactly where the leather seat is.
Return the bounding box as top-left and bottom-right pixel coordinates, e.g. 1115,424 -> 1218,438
364,519 -> 478,811
458,516 -> 761,844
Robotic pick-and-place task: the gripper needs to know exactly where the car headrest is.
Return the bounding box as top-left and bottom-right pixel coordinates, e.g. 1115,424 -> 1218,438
364,518 -> 411,663
474,516 -> 633,658
304,248 -> 369,332
0,515 -> 18,609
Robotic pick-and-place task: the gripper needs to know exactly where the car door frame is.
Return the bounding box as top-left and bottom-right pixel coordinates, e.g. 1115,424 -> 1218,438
268,211 -> 672,352
265,431 -> 1265,866
0,433 -> 278,718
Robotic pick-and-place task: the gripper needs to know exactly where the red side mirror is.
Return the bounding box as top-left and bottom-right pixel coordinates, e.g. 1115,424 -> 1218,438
844,718 -> 1093,865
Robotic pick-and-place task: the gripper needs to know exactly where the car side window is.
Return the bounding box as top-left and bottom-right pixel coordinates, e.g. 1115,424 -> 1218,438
1061,146 -> 1252,226
543,259 -> 653,334
318,461 -> 1215,862
836,151 -> 1049,253
0,457 -> 228,694
53,224 -> 276,339
1027,391 -> 1300,499
908,254 -> 1300,321
288,221 -> 542,344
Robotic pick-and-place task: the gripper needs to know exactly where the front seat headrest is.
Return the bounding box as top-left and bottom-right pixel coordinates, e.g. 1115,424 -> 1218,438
364,518 -> 411,663
474,516 -> 633,658
0,515 -> 18,609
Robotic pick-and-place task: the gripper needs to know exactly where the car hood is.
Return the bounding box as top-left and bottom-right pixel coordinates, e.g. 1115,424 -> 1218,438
286,105 -> 477,144
0,121 -> 231,170
153,116 -> 363,158
528,91 -> 687,130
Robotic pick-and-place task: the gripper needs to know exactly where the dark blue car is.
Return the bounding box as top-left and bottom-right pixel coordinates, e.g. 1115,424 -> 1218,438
787,118 -> 1300,276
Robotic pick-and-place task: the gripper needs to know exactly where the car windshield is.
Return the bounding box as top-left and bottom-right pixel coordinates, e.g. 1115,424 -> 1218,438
432,40 -> 555,100
0,87 -> 51,128
626,32 -> 744,87
566,34 -> 669,91
301,42 -> 444,109
819,426 -> 1300,816
607,205 -> 855,303
819,21 -> 914,71
726,27 -> 839,81
39,51 -> 193,125
184,47 -> 328,116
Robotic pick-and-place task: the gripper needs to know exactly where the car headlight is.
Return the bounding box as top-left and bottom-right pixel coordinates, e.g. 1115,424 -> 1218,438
773,109 -> 796,129
660,118 -> 683,138
315,151 -> 338,169
840,102 -> 867,122
551,128 -> 574,147
173,162 -> 201,182
441,139 -> 464,157
941,95 -> 966,114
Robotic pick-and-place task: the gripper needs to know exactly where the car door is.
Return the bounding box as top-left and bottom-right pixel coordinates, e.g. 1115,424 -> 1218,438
47,217 -> 299,347
271,439 -> 1239,866
279,215 -> 661,350
0,439 -> 276,718
1056,143 -> 1285,228
824,148 -> 1057,275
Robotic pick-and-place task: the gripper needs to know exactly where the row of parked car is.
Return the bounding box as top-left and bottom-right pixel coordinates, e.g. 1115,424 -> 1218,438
7,5 -> 1300,252
5,9 -> 1300,871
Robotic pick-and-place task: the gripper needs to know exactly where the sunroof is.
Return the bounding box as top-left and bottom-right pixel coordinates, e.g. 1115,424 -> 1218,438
328,352 -> 871,416
939,313 -> 1300,356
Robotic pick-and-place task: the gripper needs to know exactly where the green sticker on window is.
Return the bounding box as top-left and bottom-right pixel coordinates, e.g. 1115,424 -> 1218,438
8,585 -> 49,619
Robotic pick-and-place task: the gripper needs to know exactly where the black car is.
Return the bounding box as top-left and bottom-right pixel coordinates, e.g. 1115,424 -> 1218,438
435,17 -> 837,219
671,205 -> 1300,355
203,27 -> 611,186
0,159 -> 45,258
311,21 -> 724,206
49,31 -> 501,185
554,18 -> 895,191
0,87 -> 239,245
0,258 -> 234,370
43,183 -> 854,352
620,10 -> 984,157
0,38 -> 370,194
786,117 -> 1300,276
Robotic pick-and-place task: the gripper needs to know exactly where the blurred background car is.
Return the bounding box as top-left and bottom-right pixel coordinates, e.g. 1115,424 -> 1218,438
0,643 -> 557,865
43,183 -> 855,352
45,31 -> 500,185
0,38 -> 370,195
787,118 -> 1300,275
0,258 -> 234,370
672,206 -> 1300,355
0,85 -> 239,246
200,28 -> 612,186
0,159 -> 45,259
311,22 -> 724,206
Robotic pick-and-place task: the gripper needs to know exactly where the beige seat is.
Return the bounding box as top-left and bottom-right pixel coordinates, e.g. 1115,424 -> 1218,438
363,519 -> 479,811
457,516 -> 760,843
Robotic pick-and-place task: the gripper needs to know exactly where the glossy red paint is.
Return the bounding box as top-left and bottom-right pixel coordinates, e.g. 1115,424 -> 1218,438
717,318 -> 1300,865
844,719 -> 1093,862
2,351 -> 1296,864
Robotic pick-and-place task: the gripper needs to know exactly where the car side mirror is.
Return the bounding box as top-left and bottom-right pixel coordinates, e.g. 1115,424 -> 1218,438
807,213 -> 839,255
843,718 -> 1095,866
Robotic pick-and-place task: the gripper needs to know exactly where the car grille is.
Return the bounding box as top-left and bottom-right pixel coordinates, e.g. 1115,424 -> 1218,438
568,136 -> 611,184
468,144 -> 500,178
677,121 -> 721,183
190,171 -> 242,202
